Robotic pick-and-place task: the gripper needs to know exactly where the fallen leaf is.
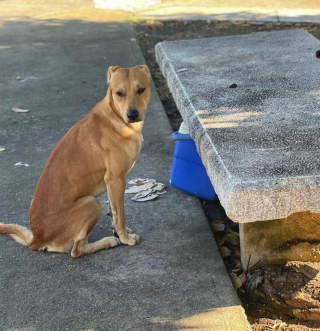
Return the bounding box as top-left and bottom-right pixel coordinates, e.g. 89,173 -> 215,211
234,259 -> 241,269
273,320 -> 287,330
126,178 -> 166,201
151,183 -> 165,192
232,268 -> 242,274
212,223 -> 225,232
128,178 -> 156,186
154,189 -> 166,195
220,246 -> 231,257
12,108 -> 29,113
132,191 -> 158,202
125,181 -> 155,194
223,231 -> 240,246
230,275 -> 242,289
239,272 -> 247,285
216,238 -> 225,246
0,147 -> 5,152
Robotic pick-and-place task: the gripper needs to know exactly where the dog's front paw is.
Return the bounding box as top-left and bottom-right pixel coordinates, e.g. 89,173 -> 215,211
126,227 -> 134,234
109,236 -> 121,248
120,233 -> 140,246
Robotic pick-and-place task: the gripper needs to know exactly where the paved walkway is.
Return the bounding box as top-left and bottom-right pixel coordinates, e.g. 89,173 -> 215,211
0,1 -> 249,330
94,0 -> 320,22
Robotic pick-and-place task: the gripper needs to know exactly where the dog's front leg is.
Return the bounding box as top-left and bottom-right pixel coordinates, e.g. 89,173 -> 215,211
107,177 -> 140,246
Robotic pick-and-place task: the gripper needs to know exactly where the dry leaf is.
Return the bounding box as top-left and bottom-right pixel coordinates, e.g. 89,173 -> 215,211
155,189 -> 166,195
273,320 -> 287,330
125,182 -> 155,194
232,268 -> 242,274
230,275 -> 242,289
216,238 -> 225,246
212,223 -> 225,232
132,190 -> 158,202
126,178 -> 166,202
239,272 -> 247,285
220,246 -> 231,257
12,108 -> 29,113
151,183 -> 165,192
0,146 -> 5,152
223,231 -> 240,246
128,178 -> 156,186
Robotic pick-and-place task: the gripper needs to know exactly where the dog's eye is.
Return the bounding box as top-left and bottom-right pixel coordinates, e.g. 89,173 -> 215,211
116,91 -> 124,97
137,88 -> 145,95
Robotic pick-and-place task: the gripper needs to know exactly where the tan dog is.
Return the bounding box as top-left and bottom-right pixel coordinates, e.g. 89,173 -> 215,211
0,65 -> 151,258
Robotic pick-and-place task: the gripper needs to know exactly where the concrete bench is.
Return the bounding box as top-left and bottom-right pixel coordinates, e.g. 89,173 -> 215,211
156,29 -> 320,268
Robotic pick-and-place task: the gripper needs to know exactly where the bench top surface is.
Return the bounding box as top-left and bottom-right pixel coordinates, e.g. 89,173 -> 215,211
156,30 -> 320,222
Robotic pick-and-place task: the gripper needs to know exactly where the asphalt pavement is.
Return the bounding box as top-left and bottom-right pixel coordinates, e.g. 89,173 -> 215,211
0,1 -> 249,330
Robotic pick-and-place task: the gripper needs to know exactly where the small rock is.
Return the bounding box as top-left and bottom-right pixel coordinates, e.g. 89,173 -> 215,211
316,50 -> 320,58
229,83 -> 238,88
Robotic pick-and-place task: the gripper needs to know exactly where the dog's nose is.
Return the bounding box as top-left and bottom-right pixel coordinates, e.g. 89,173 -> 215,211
127,109 -> 139,121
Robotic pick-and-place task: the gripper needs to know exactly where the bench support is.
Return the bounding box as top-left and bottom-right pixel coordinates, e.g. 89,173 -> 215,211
240,212 -> 320,270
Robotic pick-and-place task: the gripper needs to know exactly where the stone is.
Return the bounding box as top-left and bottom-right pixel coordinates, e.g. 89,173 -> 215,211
156,29 -> 320,223
156,30 -> 320,266
240,212 -> 320,268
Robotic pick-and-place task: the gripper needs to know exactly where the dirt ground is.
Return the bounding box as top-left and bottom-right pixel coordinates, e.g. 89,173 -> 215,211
133,20 -> 320,331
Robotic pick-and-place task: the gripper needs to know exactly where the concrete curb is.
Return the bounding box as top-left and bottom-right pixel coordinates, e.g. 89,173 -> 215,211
133,5 -> 320,23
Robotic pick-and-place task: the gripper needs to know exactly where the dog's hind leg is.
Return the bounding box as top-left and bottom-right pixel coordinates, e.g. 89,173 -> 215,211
66,196 -> 120,258
71,236 -> 120,258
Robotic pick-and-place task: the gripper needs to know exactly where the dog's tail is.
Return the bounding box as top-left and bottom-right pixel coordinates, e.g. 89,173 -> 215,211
0,223 -> 33,246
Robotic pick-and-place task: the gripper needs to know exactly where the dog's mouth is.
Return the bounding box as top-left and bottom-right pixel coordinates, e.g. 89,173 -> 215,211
127,118 -> 143,123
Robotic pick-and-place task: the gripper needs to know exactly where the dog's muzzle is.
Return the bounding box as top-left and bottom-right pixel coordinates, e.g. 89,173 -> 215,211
127,109 -> 140,122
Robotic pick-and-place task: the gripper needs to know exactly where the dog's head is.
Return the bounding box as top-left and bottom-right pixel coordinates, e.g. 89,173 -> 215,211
107,65 -> 151,123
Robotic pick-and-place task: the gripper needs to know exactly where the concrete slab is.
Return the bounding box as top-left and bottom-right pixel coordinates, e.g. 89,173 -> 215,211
0,2 -> 250,330
156,29 -> 320,223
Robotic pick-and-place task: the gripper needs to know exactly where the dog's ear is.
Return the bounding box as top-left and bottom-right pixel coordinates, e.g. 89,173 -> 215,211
136,64 -> 151,78
107,66 -> 121,83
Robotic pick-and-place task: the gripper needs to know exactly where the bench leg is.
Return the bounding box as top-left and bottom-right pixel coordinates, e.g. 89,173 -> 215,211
240,211 -> 320,270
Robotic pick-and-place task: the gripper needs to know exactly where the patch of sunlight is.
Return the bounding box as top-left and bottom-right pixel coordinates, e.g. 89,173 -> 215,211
204,121 -> 259,128
37,9 -> 130,22
41,22 -> 63,26
150,306 -> 250,331
196,107 -> 241,116
200,111 -> 261,128
256,146 -> 287,152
